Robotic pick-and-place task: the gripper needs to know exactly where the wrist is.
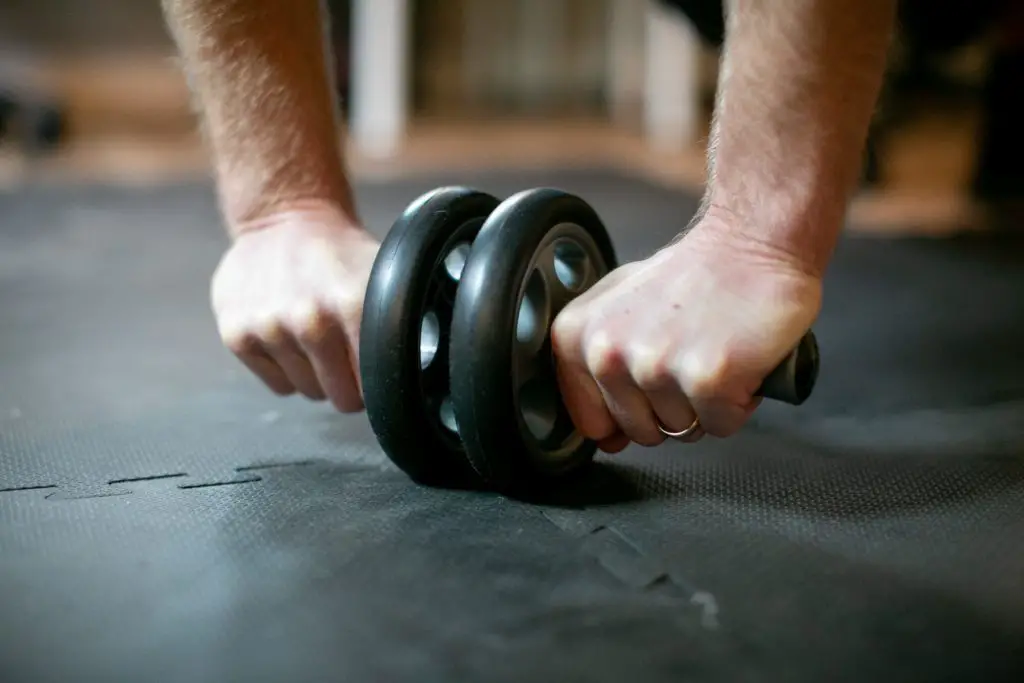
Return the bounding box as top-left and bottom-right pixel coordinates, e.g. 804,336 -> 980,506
701,182 -> 847,277
230,197 -> 364,240
217,150 -> 361,233
683,200 -> 838,279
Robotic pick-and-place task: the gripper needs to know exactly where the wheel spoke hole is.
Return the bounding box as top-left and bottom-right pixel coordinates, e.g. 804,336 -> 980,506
516,269 -> 549,355
444,241 -> 472,282
553,238 -> 590,293
420,310 -> 440,369
439,396 -> 459,434
519,377 -> 558,443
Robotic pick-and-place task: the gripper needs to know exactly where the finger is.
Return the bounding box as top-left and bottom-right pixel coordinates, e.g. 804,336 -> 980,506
261,324 -> 327,401
239,348 -> 297,396
632,352 -> 703,444
646,390 -> 696,433
677,352 -> 761,437
224,331 -> 296,396
295,308 -> 364,413
333,291 -> 366,397
597,431 -> 630,454
647,388 -> 704,443
594,375 -> 664,447
586,334 -> 664,447
690,395 -> 761,438
552,316 -> 617,442
318,287 -> 367,397
661,419 -> 706,444
554,353 -> 615,441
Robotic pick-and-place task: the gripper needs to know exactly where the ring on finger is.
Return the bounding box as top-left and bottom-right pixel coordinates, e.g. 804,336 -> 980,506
657,415 -> 701,439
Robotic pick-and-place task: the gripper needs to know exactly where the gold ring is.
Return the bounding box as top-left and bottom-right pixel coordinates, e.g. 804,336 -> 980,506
657,415 -> 701,438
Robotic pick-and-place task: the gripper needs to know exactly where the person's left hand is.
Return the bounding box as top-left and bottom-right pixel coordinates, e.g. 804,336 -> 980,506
550,221 -> 821,453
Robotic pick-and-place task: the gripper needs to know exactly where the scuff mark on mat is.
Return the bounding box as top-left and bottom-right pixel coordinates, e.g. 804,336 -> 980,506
691,590 -> 720,630
541,507 -> 721,629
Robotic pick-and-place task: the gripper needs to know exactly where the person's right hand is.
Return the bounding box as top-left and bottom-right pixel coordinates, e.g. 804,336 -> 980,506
210,204 -> 380,413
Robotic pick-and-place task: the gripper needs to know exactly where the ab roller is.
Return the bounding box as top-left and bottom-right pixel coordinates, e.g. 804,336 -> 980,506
360,187 -> 820,495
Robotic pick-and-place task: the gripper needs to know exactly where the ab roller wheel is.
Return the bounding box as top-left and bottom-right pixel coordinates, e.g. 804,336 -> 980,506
360,187 -> 501,487
361,185 -> 821,495
450,189 -> 617,489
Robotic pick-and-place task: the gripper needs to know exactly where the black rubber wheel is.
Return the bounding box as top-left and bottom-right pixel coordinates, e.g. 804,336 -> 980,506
360,186 -> 501,488
449,188 -> 618,495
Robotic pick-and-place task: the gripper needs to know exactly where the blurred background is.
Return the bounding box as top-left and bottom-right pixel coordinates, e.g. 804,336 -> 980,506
0,0 -> 1020,233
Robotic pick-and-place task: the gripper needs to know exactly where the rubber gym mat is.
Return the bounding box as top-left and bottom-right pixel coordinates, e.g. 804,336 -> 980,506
1,168 -> 1023,682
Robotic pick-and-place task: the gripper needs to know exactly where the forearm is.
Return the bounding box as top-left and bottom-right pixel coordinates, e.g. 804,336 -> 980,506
162,0 -> 358,235
704,0 -> 896,274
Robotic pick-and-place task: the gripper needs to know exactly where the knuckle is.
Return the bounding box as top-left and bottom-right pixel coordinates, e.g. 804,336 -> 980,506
629,346 -> 677,392
551,307 -> 584,343
334,290 -> 364,325
208,265 -> 232,311
681,348 -> 735,399
584,331 -> 627,383
220,323 -> 258,356
290,301 -> 335,346
289,298 -> 321,327
253,318 -> 289,348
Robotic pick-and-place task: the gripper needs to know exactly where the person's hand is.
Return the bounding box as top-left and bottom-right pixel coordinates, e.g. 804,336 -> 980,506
550,215 -> 822,452
210,204 -> 380,412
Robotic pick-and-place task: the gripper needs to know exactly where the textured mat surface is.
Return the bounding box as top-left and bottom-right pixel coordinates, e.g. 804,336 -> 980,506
1,168 -> 1023,682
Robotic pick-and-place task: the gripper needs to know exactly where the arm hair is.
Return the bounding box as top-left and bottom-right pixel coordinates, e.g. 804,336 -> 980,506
700,0 -> 897,274
162,0 -> 359,234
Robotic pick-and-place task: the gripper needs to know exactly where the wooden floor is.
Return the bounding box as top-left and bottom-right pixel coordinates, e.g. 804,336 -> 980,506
0,58 -> 996,237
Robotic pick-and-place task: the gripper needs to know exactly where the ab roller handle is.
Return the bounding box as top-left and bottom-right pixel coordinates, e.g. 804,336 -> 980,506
757,330 -> 820,406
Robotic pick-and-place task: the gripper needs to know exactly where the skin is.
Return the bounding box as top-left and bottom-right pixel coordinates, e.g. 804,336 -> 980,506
553,0 -> 897,450
163,0 -> 378,413
160,0 -> 897,448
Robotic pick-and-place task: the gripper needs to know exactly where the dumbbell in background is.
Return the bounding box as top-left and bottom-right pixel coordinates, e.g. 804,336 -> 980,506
360,187 -> 819,497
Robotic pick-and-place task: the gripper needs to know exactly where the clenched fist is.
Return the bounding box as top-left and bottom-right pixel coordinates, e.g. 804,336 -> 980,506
210,205 -> 380,412
551,215 -> 822,452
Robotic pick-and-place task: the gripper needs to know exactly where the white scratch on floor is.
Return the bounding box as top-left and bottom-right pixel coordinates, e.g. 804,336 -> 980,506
691,591 -> 719,630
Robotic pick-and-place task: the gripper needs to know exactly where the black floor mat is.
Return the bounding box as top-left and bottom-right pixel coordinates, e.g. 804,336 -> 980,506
2,168 -> 1023,682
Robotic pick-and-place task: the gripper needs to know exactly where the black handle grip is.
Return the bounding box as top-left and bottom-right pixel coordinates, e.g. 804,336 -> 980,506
755,331 -> 820,405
